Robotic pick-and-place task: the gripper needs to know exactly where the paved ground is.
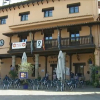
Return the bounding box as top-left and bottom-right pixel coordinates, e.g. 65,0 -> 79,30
0,87 -> 100,100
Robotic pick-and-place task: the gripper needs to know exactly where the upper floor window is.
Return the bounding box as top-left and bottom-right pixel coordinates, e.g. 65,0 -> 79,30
44,10 -> 52,17
21,14 -> 28,21
20,36 -> 27,42
42,7 -> 54,17
71,32 -> 80,42
67,2 -> 80,14
0,16 -> 8,24
70,32 -> 80,45
69,6 -> 79,13
45,34 -> 52,40
19,11 -> 30,21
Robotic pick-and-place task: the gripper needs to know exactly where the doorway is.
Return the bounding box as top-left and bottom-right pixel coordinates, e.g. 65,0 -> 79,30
73,63 -> 85,77
50,64 -> 57,80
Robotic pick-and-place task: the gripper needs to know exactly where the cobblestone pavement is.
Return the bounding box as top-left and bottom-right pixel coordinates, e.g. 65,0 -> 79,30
0,87 -> 100,100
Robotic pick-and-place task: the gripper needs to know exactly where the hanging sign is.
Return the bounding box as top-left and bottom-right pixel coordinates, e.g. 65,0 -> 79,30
12,42 -> 26,49
37,40 -> 42,48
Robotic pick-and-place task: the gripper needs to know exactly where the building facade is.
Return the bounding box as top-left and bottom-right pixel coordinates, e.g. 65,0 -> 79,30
0,0 -> 99,80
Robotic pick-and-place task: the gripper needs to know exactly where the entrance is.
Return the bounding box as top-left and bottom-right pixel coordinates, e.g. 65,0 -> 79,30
50,64 -> 57,80
74,63 -> 85,77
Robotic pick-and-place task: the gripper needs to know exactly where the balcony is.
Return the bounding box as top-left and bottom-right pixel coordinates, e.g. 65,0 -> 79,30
8,35 -> 94,54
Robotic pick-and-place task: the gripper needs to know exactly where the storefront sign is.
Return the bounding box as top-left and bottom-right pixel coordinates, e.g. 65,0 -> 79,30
37,40 -> 42,48
19,72 -> 28,79
12,42 -> 26,49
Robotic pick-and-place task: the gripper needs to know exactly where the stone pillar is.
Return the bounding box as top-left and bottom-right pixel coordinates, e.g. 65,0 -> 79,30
58,29 -> 61,50
94,49 -> 99,66
35,54 -> 39,79
69,54 -> 72,79
89,25 -> 93,44
45,56 -> 48,76
89,64 -> 93,82
63,52 -> 66,80
12,55 -> 16,68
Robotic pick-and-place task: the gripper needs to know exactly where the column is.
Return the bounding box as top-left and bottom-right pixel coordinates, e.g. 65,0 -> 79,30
89,25 -> 93,44
58,29 -> 61,50
35,54 -> 39,79
12,55 -> 16,68
94,49 -> 100,66
63,52 -> 66,80
0,59 -> 2,78
45,56 -> 48,76
69,54 -> 72,79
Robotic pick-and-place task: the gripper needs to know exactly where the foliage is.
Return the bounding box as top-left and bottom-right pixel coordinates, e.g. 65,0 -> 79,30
22,79 -> 28,85
85,80 -> 93,85
38,75 -> 41,81
94,82 -> 98,87
18,62 -> 33,72
90,65 -> 100,87
9,70 -> 18,79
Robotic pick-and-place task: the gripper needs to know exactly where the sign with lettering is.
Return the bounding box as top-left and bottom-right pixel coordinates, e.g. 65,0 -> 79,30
12,42 -> 26,49
37,40 -> 42,48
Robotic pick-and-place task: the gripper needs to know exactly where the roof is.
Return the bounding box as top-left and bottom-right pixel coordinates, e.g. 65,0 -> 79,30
0,0 -> 44,10
3,21 -> 100,37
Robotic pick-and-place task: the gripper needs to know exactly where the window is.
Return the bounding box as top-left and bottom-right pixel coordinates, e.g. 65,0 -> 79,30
45,33 -> 52,48
44,10 -> 52,17
69,6 -> 79,13
0,16 -> 8,24
45,34 -> 52,40
20,36 -> 27,42
42,7 -> 54,17
21,14 -> 28,21
1,18 -> 6,24
71,32 -> 80,42
67,2 -> 80,14
19,11 -> 30,21
70,32 -> 80,45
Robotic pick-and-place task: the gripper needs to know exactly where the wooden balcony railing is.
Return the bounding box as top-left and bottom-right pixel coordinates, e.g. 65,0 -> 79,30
61,35 -> 93,47
9,35 -> 94,53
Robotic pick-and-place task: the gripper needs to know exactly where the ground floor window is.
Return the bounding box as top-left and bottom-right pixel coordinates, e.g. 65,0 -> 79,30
74,63 -> 85,77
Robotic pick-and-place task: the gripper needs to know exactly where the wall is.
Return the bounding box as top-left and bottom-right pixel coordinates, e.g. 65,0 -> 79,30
0,23 -> 95,55
71,53 -> 94,80
0,53 -> 94,81
0,0 -> 98,55
0,0 -> 96,30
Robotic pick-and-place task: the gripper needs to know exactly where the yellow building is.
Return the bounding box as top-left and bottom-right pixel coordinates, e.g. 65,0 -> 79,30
0,0 -> 99,80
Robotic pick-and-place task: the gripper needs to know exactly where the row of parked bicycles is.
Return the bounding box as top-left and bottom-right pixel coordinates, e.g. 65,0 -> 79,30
1,77 -> 85,91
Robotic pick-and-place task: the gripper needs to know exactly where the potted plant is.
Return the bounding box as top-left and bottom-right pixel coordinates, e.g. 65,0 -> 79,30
9,70 -> 18,79
87,58 -> 92,64
18,62 -> 34,89
22,79 -> 29,89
